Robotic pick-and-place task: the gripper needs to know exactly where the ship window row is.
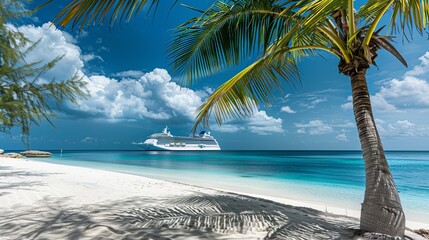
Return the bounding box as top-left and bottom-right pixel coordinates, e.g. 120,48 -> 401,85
156,139 -> 218,145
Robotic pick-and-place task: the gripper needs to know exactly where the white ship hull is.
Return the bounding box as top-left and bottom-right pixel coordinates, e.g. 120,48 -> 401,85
135,143 -> 221,151
134,127 -> 221,151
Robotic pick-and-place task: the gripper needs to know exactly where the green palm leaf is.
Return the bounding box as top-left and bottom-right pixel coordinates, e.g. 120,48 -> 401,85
370,33 -> 407,67
169,0 -> 299,84
50,0 -> 160,28
389,0 -> 429,34
192,50 -> 300,133
359,0 -> 429,48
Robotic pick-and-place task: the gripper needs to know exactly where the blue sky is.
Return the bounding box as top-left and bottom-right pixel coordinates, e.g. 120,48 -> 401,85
1,1 -> 429,150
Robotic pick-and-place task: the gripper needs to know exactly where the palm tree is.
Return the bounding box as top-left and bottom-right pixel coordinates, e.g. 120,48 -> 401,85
52,0 -> 429,237
171,1 -> 428,237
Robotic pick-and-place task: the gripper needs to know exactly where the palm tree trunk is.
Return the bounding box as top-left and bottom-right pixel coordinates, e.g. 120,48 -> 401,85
350,67 -> 405,237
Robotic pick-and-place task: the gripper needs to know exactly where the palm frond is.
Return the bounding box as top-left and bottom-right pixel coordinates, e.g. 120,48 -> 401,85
293,0 -> 347,33
316,24 -> 351,62
360,0 -> 395,48
192,51 -> 300,133
389,0 -> 429,35
268,1 -> 351,62
347,0 -> 356,40
51,0 -> 159,28
370,34 -> 407,67
169,0 -> 298,84
191,31 -> 346,133
358,0 -> 391,23
359,0 -> 429,41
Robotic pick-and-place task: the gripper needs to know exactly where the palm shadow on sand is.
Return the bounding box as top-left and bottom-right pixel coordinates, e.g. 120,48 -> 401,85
0,191 -> 371,240
0,163 -> 421,240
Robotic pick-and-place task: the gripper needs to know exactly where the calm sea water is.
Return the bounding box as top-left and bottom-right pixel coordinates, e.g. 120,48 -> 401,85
31,150 -> 429,223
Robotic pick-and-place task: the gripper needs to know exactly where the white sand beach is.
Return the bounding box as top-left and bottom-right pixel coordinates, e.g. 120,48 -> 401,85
0,157 -> 426,239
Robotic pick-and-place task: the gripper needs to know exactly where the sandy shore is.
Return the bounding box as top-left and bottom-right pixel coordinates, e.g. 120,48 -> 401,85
0,157 -> 426,239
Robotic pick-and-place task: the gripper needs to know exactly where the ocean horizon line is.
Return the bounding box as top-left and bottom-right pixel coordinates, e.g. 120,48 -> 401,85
3,149 -> 429,152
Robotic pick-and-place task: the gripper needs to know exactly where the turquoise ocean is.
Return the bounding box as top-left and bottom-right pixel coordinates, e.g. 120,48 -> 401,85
31,150 -> 428,224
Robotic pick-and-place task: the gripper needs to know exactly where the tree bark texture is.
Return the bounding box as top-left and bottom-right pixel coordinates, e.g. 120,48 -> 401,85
350,68 -> 405,237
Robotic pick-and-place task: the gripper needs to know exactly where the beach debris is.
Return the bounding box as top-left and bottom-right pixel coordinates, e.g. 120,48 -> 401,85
414,229 -> 429,239
20,150 -> 52,158
353,229 -> 405,239
2,152 -> 23,158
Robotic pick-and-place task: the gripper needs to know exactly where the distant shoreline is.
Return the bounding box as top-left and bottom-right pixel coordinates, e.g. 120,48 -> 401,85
3,149 -> 429,152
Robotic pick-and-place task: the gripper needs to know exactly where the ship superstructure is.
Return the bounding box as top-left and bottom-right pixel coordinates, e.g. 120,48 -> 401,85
133,127 -> 221,151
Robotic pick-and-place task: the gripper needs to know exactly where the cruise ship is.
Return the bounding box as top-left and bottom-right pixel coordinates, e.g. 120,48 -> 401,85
133,127 -> 221,151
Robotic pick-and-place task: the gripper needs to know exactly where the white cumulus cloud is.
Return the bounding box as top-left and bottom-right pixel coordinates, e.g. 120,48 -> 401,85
405,52 -> 429,77
342,51 -> 429,111
15,21 -> 285,135
342,94 -> 398,111
14,22 -> 83,83
301,97 -> 327,109
336,132 -> 349,142
375,119 -> 429,137
211,124 -> 244,133
377,76 -> 429,107
14,22 -> 203,122
212,109 -> 284,135
81,136 -> 99,143
247,110 -> 284,135
81,53 -> 103,63
341,96 -> 353,110
72,69 -> 203,121
295,120 -> 333,135
371,94 -> 398,111
281,106 -> 296,114
113,70 -> 146,78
